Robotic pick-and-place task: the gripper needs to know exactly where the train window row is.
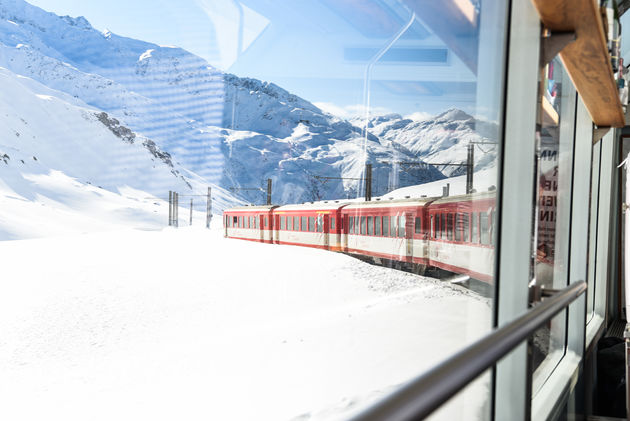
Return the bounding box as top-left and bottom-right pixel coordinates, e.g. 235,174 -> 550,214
348,215 -> 411,238
224,214 -> 339,233
224,215 -> 268,229
278,215 -> 333,232
430,211 -> 495,246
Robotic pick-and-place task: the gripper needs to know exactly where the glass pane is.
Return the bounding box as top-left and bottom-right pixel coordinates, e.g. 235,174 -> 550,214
5,0 -> 508,419
462,213 -> 469,242
531,57 -> 576,392
587,141 -> 602,321
455,214 -> 461,241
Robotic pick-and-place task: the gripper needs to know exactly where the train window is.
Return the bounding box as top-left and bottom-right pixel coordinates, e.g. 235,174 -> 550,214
10,0 -> 511,417
471,213 -> 478,243
454,214 -> 461,241
531,57 -> 576,393
462,213 -> 470,242
447,214 -> 453,241
480,213 -> 489,245
391,215 -> 397,237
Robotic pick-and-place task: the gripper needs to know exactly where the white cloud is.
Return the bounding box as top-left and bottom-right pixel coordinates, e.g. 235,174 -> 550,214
314,102 -> 394,120
404,111 -> 432,121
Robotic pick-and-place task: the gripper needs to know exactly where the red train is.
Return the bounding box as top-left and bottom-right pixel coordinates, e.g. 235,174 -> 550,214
223,191 -> 496,282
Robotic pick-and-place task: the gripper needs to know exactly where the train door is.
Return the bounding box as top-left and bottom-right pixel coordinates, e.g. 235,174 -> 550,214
258,214 -> 264,242
273,214 -> 279,244
405,212 -> 413,263
323,214 -> 329,250
224,214 -> 229,237
342,214 -> 349,251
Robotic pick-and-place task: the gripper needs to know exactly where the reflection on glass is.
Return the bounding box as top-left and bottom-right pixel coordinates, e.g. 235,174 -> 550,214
531,57 -> 576,392
2,0 -> 507,419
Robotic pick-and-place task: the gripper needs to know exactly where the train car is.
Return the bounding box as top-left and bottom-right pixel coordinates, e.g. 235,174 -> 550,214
223,205 -> 277,243
426,191 -> 496,282
340,197 -> 436,272
271,201 -> 348,251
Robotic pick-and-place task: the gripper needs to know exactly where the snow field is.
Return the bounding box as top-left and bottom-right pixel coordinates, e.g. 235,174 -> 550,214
0,223 -> 491,421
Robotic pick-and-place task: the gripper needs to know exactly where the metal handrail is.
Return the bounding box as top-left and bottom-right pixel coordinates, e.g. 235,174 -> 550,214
349,280 -> 587,421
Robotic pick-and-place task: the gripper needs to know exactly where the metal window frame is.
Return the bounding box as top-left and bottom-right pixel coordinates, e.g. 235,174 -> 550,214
493,0 -> 540,419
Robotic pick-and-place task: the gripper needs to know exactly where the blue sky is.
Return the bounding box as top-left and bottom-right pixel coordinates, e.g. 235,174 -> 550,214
26,0 -> 494,120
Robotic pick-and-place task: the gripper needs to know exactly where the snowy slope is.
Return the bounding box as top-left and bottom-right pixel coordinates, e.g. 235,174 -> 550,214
0,224 -> 491,421
0,65 -> 238,240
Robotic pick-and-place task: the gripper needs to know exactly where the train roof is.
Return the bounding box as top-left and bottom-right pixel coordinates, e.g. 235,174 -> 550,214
343,196 -> 439,210
224,205 -> 278,213
430,189 -> 496,205
274,201 -> 349,211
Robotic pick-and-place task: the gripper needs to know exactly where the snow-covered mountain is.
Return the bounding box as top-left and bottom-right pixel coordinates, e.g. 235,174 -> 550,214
0,0 -> 496,213
0,65 -> 239,239
357,109 -> 499,178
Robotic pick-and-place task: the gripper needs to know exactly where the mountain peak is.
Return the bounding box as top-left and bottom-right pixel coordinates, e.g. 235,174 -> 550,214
435,108 -> 474,122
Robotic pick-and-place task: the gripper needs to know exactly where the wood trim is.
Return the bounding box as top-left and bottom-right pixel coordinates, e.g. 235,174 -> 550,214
531,0 -> 626,127
542,95 -> 560,126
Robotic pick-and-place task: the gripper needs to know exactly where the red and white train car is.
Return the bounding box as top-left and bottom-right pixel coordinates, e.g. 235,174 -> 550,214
340,198 -> 435,271
271,202 -> 346,251
426,191 -> 496,282
223,205 -> 277,243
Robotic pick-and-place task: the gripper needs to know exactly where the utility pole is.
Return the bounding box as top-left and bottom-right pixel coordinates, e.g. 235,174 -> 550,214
174,192 -> 179,227
168,190 -> 173,226
466,143 -> 474,194
189,198 -> 193,226
206,187 -> 212,229
267,178 -> 272,205
365,163 -> 372,201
